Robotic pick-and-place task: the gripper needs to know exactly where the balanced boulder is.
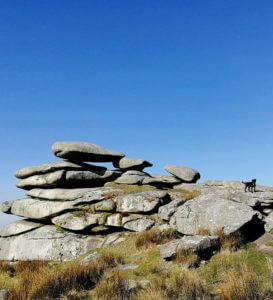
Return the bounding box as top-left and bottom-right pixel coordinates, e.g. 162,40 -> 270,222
165,165 -> 200,183
113,157 -> 152,171
52,141 -> 125,162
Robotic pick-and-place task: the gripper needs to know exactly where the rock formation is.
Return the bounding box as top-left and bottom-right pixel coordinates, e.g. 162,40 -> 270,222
0,141 -> 272,261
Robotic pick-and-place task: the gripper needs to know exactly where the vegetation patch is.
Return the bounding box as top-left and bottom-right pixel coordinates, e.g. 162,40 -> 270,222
134,228 -> 179,249
167,188 -> 200,201
103,183 -> 157,199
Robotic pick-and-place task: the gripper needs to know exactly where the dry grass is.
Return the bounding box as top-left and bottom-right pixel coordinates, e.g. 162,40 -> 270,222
168,188 -> 200,201
91,269 -> 136,300
196,227 -> 211,236
196,227 -> 243,251
7,251 -> 125,300
134,228 -> 179,249
215,228 -> 242,251
135,268 -> 209,300
217,266 -> 261,300
175,248 -> 199,267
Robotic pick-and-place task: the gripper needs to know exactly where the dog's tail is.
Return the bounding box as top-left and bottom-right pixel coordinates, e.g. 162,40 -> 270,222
242,181 -> 246,184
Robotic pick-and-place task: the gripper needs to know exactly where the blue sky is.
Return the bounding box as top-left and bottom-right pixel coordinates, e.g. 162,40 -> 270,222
1,1 -> 273,226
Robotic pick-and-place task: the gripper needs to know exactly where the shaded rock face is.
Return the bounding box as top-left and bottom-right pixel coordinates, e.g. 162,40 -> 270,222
160,235 -> 219,260
52,141 -> 125,162
172,194 -> 259,235
165,165 -> 200,183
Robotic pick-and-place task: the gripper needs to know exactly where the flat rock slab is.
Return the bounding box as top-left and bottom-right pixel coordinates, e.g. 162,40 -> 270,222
52,141 -> 124,162
160,235 -> 219,259
151,174 -> 181,185
0,225 -> 104,261
4,188 -> 118,219
52,212 -> 103,231
17,170 -> 65,190
204,180 -> 273,192
113,157 -> 152,171
226,191 -> 260,207
0,220 -> 43,237
114,170 -> 150,185
15,161 -> 106,179
165,165 -> 200,183
114,190 -> 168,213
172,194 -> 259,235
17,170 -> 121,190
27,187 -> 119,201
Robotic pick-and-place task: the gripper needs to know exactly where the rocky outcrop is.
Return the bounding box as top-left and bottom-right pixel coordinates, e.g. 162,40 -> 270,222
1,140 -> 272,263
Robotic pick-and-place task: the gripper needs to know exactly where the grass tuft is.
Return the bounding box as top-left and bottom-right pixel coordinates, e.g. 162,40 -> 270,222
91,270 -> 136,300
134,228 -> 179,249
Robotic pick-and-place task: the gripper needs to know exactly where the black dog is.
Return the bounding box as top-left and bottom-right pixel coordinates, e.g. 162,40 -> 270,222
242,179 -> 256,193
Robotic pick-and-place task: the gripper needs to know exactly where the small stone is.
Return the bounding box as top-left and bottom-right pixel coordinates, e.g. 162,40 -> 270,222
123,217 -> 155,232
94,199 -> 116,211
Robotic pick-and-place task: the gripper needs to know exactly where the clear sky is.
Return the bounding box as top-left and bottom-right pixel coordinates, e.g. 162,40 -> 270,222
1,1 -> 273,227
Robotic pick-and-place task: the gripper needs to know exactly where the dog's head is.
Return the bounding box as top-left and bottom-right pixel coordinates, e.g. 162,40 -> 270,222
252,179 -> 256,183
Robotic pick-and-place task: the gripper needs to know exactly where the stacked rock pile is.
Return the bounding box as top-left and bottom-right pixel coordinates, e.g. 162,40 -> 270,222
1,141 -> 273,262
0,141 -> 201,261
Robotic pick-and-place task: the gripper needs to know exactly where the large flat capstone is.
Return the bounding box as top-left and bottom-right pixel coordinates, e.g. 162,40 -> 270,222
52,141 -> 125,162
